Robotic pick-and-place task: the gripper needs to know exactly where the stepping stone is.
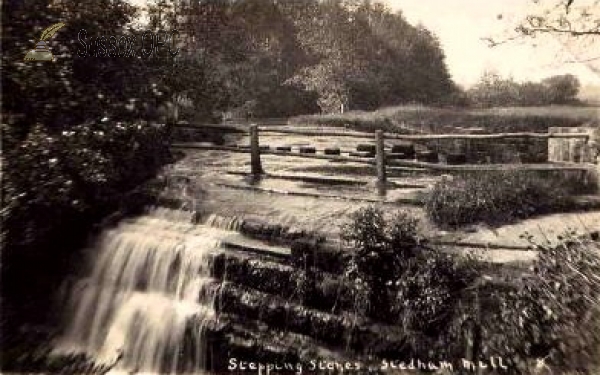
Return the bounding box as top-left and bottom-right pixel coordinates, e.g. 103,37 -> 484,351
356,144 -> 376,154
259,145 -> 270,151
324,147 -> 341,155
349,151 -> 374,158
387,152 -> 411,161
275,146 -> 292,152
299,146 -> 316,154
416,151 -> 439,163
445,153 -> 467,165
391,142 -> 415,157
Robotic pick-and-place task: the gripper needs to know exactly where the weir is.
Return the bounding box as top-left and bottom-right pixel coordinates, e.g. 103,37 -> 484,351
55,208 -> 242,374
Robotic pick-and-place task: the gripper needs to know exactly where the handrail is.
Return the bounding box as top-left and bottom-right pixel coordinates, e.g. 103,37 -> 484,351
173,123 -> 590,140
259,128 -> 590,140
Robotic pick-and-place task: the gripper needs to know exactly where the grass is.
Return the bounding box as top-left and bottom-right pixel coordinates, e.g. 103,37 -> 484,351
289,105 -> 600,134
424,171 -> 576,228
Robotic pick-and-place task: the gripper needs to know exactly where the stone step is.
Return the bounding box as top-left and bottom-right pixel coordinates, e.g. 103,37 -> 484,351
390,142 -> 415,156
298,146 -> 316,154
323,147 -> 341,156
209,251 -> 355,314
216,282 -> 410,357
356,144 -> 376,154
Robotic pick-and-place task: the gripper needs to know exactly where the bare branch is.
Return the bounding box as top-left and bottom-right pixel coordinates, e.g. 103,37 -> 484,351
524,26 -> 600,35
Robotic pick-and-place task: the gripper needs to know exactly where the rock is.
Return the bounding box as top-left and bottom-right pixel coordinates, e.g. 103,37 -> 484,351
357,144 -> 376,153
416,151 -> 439,163
391,142 -> 415,157
349,151 -> 374,158
299,146 -> 316,154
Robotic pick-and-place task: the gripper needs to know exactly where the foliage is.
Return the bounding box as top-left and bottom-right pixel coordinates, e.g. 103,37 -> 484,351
467,72 -> 582,107
341,208 -> 600,372
393,251 -> 479,338
425,171 -> 574,228
480,235 -> 600,373
164,0 -> 458,116
342,207 -> 420,321
287,0 -> 458,113
0,120 -> 171,374
2,121 -> 170,247
2,0 -> 227,134
341,206 -> 481,362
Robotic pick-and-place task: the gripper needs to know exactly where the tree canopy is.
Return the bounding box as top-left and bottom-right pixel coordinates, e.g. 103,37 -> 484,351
467,72 -> 581,107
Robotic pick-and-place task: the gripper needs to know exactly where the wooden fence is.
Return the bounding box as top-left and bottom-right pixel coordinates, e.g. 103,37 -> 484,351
239,124 -> 593,184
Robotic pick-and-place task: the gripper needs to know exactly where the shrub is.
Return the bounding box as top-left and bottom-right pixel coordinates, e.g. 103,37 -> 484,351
425,171 -> 573,228
393,250 -> 479,338
478,234 -> 600,373
2,121 -> 171,248
341,207 -> 421,321
341,207 -> 480,326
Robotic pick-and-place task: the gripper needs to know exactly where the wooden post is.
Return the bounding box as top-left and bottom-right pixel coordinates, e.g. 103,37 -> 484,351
250,124 -> 263,175
376,130 -> 386,184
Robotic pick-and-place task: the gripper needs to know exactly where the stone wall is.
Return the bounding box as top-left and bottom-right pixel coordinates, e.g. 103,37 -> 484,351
419,137 -> 548,164
547,126 -> 600,194
548,126 -> 599,163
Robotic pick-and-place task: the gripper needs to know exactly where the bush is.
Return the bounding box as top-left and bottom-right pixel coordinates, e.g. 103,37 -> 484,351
2,121 -> 171,248
340,206 -> 482,363
341,207 -> 480,326
393,250 -> 479,337
341,207 -> 421,321
480,235 -> 600,373
425,171 -> 573,228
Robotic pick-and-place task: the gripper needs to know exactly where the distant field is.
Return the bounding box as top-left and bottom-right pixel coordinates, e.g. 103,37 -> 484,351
289,105 -> 600,134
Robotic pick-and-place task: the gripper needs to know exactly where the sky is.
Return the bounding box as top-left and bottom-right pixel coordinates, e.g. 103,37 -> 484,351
384,0 -> 600,87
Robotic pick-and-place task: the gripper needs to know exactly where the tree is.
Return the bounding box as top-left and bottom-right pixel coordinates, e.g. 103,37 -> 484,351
487,0 -> 599,74
542,73 -> 581,103
288,0 -> 458,113
468,72 -> 521,107
467,72 -> 581,107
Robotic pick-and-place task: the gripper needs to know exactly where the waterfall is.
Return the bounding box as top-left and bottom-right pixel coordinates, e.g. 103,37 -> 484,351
55,208 -> 239,374
204,213 -> 243,232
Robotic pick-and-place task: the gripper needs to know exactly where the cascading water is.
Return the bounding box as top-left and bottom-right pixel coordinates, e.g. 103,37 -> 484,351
55,208 -> 243,374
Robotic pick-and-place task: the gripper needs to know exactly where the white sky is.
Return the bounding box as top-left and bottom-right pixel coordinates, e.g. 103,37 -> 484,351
385,0 -> 600,87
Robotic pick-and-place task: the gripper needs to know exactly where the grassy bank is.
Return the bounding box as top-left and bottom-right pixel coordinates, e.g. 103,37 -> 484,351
289,105 -> 599,134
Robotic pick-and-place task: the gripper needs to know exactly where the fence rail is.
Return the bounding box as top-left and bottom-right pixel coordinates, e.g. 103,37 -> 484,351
172,123 -> 597,189
174,122 -> 591,141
